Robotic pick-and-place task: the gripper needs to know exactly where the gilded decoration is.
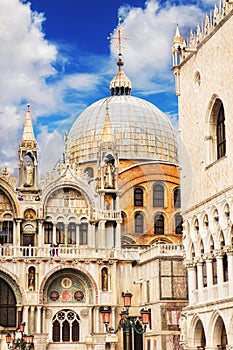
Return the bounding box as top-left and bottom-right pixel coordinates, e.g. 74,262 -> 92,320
24,209 -> 36,220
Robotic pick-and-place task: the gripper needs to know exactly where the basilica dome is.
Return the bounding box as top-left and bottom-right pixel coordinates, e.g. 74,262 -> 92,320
68,49 -> 178,165
68,95 -> 178,164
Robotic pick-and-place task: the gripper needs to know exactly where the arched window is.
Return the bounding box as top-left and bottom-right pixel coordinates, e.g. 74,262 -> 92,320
85,167 -> 94,179
134,188 -> 143,207
68,222 -> 76,244
44,222 -> 53,244
208,98 -> 226,163
56,222 -> 65,244
80,221 -> 88,245
174,188 -> 181,208
203,261 -> 207,287
153,184 -> 164,207
135,213 -> 144,234
3,221 -> 13,243
154,214 -> 164,234
217,103 -> 226,159
213,258 -> 217,285
0,278 -> 16,327
175,214 -> 183,235
52,310 -> 80,342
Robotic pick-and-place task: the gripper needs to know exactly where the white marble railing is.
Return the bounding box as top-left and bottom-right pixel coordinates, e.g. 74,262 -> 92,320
139,244 -> 184,263
92,210 -> 122,220
0,245 -> 141,261
0,244 -> 183,261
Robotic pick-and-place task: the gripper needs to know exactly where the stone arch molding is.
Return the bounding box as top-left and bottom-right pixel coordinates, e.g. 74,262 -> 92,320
189,314 -> 206,348
208,310 -> 228,348
0,266 -> 27,305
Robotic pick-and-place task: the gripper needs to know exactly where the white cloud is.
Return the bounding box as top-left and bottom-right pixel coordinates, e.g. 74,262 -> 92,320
0,0 -> 57,172
116,0 -> 205,93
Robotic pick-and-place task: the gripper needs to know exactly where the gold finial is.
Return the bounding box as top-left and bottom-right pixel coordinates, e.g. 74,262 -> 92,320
27,102 -> 30,112
108,17 -> 132,56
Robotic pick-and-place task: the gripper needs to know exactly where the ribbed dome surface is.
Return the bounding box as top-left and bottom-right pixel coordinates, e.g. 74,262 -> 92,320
68,95 -> 178,163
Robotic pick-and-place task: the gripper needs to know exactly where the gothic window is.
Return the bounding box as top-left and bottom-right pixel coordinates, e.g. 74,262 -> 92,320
153,184 -> 164,207
175,214 -> 183,235
1,221 -> 13,244
135,213 -> 144,234
0,278 -> 16,327
44,222 -> 53,244
154,214 -> 164,235
52,310 -> 80,342
217,103 -> 226,159
84,167 -> 94,179
134,187 -> 143,206
174,188 -> 181,208
56,222 -> 65,244
79,221 -> 88,245
68,222 -> 76,244
223,253 -> 228,282
203,261 -> 207,287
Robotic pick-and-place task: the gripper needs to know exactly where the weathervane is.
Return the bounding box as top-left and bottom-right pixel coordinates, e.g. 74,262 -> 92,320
108,17 -> 132,55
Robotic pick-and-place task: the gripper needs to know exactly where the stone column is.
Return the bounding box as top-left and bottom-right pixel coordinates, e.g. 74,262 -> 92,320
22,306 -> 29,334
98,220 -> 106,248
36,306 -> 42,333
216,252 -> 224,285
196,261 -> 203,290
115,222 -> 121,248
14,219 -> 21,246
186,261 -> 197,304
30,306 -> 35,334
37,219 -> 44,248
53,223 -> 56,243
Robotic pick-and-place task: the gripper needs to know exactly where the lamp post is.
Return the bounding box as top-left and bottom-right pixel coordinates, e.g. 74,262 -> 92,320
5,322 -> 34,350
100,291 -> 151,350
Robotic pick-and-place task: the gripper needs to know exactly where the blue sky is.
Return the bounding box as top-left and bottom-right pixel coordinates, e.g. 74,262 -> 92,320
0,0 -> 215,174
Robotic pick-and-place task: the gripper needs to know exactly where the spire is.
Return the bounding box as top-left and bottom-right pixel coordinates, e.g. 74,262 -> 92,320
173,23 -> 183,44
21,103 -> 37,149
102,100 -> 114,143
109,18 -> 132,96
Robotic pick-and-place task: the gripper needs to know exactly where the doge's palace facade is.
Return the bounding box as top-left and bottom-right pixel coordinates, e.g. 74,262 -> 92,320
172,2 -> 233,349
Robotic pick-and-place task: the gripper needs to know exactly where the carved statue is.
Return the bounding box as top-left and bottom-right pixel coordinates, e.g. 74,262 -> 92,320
102,269 -> 108,291
24,160 -> 33,187
104,162 -> 115,188
28,267 -> 35,291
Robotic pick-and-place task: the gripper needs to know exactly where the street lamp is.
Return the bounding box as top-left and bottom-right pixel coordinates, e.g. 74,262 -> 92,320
100,291 -> 151,350
6,322 -> 34,350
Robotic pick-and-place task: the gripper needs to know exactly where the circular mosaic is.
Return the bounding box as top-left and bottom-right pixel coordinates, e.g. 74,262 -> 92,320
49,290 -> 59,301
74,290 -> 84,301
61,277 -> 72,289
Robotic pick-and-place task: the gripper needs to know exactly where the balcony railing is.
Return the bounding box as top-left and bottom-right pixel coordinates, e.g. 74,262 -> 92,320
0,244 -> 184,261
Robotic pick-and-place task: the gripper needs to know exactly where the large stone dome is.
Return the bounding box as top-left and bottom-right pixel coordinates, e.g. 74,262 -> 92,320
68,95 -> 178,164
